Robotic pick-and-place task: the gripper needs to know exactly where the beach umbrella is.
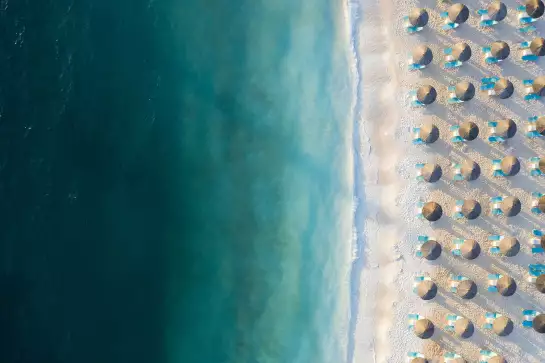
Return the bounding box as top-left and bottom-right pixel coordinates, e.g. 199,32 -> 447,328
491,41 -> 510,60
536,274 -> 545,293
495,119 -> 517,138
532,76 -> 545,96
526,0 -> 545,18
531,38 -> 545,56
501,196 -> 521,217
422,201 -> 442,221
494,79 -> 514,99
417,280 -> 438,300
411,359 -> 427,363
409,8 -> 429,27
536,117 -> 545,135
497,276 -> 517,296
457,279 -> 477,299
532,313 -> 545,333
414,318 -> 434,339
459,121 -> 479,141
417,85 -> 437,105
499,237 -> 520,257
448,3 -> 469,24
421,163 -> 442,183
488,1 -> 507,21
453,42 -> 471,62
461,200 -> 481,220
420,123 -> 439,143
489,357 -> 507,363
501,156 -> 520,176
541,235 -> 545,250
444,359 -> 466,363
455,81 -> 475,101
460,239 -> 480,259
413,45 -> 433,66
454,318 -> 474,338
461,160 -> 480,181
538,195 -> 545,213
493,316 -> 513,336
421,240 -> 442,260
538,158 -> 545,173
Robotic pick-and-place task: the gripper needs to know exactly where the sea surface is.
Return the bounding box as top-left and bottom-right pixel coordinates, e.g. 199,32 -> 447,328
0,1 -> 355,362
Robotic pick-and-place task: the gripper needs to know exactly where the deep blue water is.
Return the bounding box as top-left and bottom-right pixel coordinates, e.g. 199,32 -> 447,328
0,1 -> 354,362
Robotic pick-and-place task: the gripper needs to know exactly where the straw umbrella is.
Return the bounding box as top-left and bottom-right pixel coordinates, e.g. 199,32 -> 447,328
417,85 -> 437,105
526,0 -> 545,18
455,81 -> 475,101
460,239 -> 480,259
420,123 -> 439,144
536,117 -> 545,136
493,316 -> 513,336
461,200 -> 481,220
454,318 -> 474,338
417,280 -> 438,300
536,274 -> 545,293
531,37 -> 545,56
459,121 -> 479,141
532,76 -> 545,96
488,1 -> 507,22
413,45 -> 433,66
414,318 -> 434,339
538,195 -> 545,213
421,240 -> 442,260
494,79 -> 514,99
409,8 -> 429,27
422,201 -> 442,221
532,313 -> 545,333
501,156 -> 520,176
501,197 -> 521,217
421,163 -> 442,183
453,42 -> 471,62
489,357 -> 507,363
495,119 -> 517,138
411,359 -> 427,363
449,3 -> 469,24
457,279 -> 477,299
499,237 -> 520,257
491,41 -> 510,60
461,160 -> 480,181
497,276 -> 517,296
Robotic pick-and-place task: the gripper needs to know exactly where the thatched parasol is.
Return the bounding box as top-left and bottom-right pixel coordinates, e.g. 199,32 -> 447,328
501,196 -> 521,217
413,45 -> 433,66
421,163 -> 442,183
497,276 -> 517,296
536,274 -> 545,293
455,81 -> 475,101
422,201 -> 442,221
536,117 -> 545,136
493,316 -> 513,336
538,195 -> 545,213
531,37 -> 545,56
494,79 -> 514,99
526,0 -> 545,19
460,239 -> 480,259
414,318 -> 434,339
488,1 -> 507,21
462,200 -> 481,220
409,8 -> 429,27
411,359 -> 428,363
457,279 -> 477,299
459,121 -> 479,140
453,42 -> 471,62
532,313 -> 545,333
500,156 -> 520,176
491,41 -> 510,60
532,76 -> 545,96
417,280 -> 438,300
417,85 -> 437,105
461,160 -> 480,181
454,318 -> 474,338
448,3 -> 470,24
495,119 -> 517,138
420,123 -> 439,144
499,237 -> 520,257
489,357 -> 507,363
421,240 -> 442,260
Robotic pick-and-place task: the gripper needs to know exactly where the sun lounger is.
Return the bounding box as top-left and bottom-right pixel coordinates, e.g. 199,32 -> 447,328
478,8 -> 499,27
440,11 -> 459,30
520,41 -> 540,61
488,273 -> 500,292
403,16 -> 425,34
524,79 -> 541,100
483,312 -> 500,330
480,350 -> 502,363
527,117 -> 543,138
407,352 -> 426,362
531,192 -> 543,214
487,122 -> 506,143
522,309 -> 539,328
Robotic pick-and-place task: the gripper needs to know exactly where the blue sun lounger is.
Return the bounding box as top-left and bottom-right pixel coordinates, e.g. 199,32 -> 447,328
531,192 -> 543,214
488,234 -> 503,254
522,309 -> 539,328
403,16 -> 424,34
518,5 -> 538,32
530,157 -> 543,175
490,196 -> 503,215
527,117 -> 543,138
524,79 -> 541,100
478,8 -> 499,27
480,350 -> 502,363
521,41 -> 540,62
443,47 -> 463,69
482,46 -> 501,64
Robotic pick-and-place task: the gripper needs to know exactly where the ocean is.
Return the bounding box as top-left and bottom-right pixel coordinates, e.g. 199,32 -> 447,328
0,1 -> 355,362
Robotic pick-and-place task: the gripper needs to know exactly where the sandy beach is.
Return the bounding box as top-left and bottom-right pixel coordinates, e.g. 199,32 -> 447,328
352,0 -> 545,362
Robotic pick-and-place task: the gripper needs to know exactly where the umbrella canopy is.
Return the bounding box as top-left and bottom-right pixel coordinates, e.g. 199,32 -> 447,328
537,117 -> 545,135
448,3 -> 469,24
497,276 -> 517,296
409,8 -> 429,27
460,239 -> 480,259
489,357 -> 507,363
491,41 -> 510,60
532,76 -> 545,96
420,123 -> 439,144
417,85 -> 437,105
488,1 -> 507,21
417,280 -> 438,300
536,274 -> 545,293
501,156 -> 520,176
414,319 -> 434,339
532,313 -> 545,333
413,45 -> 433,66
495,119 -> 517,138
461,160 -> 480,181
462,200 -> 481,220
493,316 -> 513,336
454,318 -> 474,338
455,81 -> 475,101
499,237 -> 520,257
459,121 -> 479,140
422,201 -> 442,221
457,279 -> 477,299
538,158 -> 545,173
538,195 -> 545,213
421,240 -> 442,260
526,0 -> 545,18
421,163 -> 442,183
453,42 -> 471,62
411,359 -> 427,363
501,196 -> 521,217
531,37 -> 545,56
494,79 -> 514,99
542,235 -> 545,249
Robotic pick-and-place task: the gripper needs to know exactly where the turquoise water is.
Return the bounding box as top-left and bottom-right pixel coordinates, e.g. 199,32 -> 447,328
0,1 -> 354,362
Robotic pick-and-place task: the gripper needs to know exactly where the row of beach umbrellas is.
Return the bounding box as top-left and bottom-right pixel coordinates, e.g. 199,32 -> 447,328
417,119 -> 524,144
412,357 -> 506,363
418,236 -> 525,261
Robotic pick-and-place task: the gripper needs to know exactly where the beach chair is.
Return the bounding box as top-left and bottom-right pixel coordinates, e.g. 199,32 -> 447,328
409,90 -> 426,107
451,162 -> 465,181
443,352 -> 464,362
449,126 -> 464,143
415,235 -> 430,257
527,117 -> 543,138
443,47 -> 463,69
451,238 -> 464,255
531,230 -> 545,254
407,313 -> 425,331
487,122 -> 506,143
518,5 -> 538,33
403,16 -> 424,34
412,127 -> 425,145
480,350 -> 502,363
520,41 -> 540,62
528,264 -> 545,283
481,76 -> 500,96
483,312 -> 501,330
488,234 -> 503,255
452,202 -> 465,220
440,11 -> 459,30
450,274 -> 469,293
524,79 -> 541,100
487,273 -> 500,292
491,159 -> 505,177
413,275 -> 431,293
522,309 -> 540,328
531,192 -> 543,214
530,157 -> 542,176
444,314 -> 461,332
490,196 -> 503,215
408,53 -> 427,71
477,8 -> 500,27
407,352 -> 426,362
482,46 -> 501,64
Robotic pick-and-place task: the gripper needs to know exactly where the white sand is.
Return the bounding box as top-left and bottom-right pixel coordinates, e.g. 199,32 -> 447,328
352,0 -> 545,362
